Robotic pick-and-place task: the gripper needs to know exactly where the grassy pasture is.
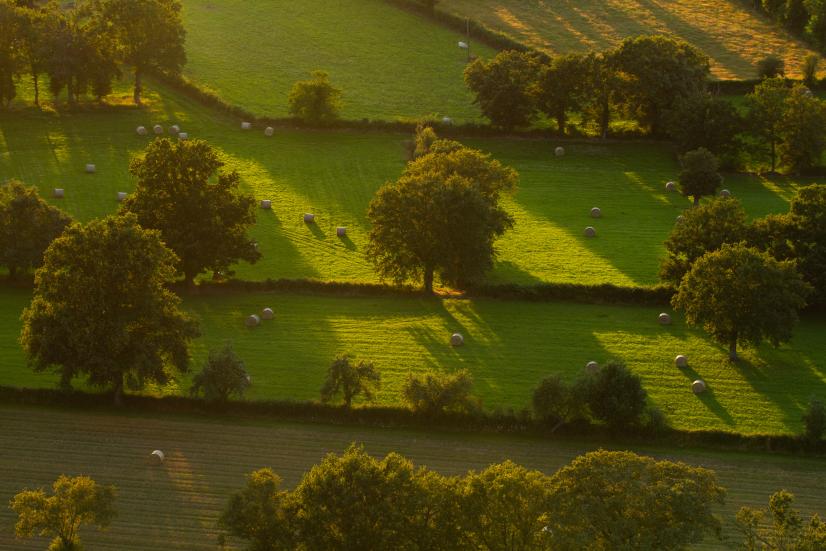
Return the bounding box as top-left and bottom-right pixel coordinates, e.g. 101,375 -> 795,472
1,79 -> 817,287
180,0 -> 496,122
439,0 -> 823,80
0,405 -> 824,550
2,286 -> 824,435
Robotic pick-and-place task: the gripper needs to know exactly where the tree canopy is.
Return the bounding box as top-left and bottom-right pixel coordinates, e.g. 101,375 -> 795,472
678,147 -> 723,205
464,50 -> 539,129
288,70 -> 342,124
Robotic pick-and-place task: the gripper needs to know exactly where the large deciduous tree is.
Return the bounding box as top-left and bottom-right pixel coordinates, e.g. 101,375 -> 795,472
672,243 -> 810,361
746,76 -> 789,173
464,50 -> 539,129
664,93 -> 743,162
15,2 -> 53,106
95,0 -> 186,105
678,147 -> 724,206
0,180 -> 73,280
778,83 -> 826,174
533,53 -> 584,136
20,214 -> 199,404
122,138 -> 260,285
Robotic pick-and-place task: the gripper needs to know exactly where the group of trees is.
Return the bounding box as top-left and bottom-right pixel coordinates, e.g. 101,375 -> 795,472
0,0 -> 185,107
755,0 -> 826,49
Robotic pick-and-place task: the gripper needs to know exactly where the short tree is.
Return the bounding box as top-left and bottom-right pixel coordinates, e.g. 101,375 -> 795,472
660,197 -> 749,286
746,76 -> 789,172
319,354 -> 380,409
778,83 -> 826,174
0,180 -> 72,280
10,475 -> 117,551
578,360 -> 648,430
219,468 -> 295,550
20,214 -> 200,404
802,53 -> 819,87
122,138 -> 260,285
547,450 -> 726,550
532,374 -> 579,429
288,70 -> 342,124
402,369 -> 479,415
464,50 -> 539,129
756,54 -> 785,79
412,123 -> 438,159
190,344 -> 250,403
679,148 -> 723,205
802,397 -> 826,442
736,490 -> 826,550
533,53 -> 584,135
672,243 -> 811,361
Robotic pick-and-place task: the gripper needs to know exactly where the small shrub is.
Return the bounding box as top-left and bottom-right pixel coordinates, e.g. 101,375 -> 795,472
320,355 -> 380,409
802,397 -> 826,441
578,360 -> 648,430
288,70 -> 342,124
190,344 -> 250,403
757,55 -> 785,79
802,54 -> 819,88
402,369 -> 480,415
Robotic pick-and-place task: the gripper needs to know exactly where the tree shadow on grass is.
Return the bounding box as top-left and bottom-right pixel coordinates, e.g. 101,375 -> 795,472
679,363 -> 736,427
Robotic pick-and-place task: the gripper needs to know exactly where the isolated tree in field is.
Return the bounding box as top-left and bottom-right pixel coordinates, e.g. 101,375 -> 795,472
660,197 -> 749,285
95,0 -> 186,105
10,475 -> 117,551
190,344 -> 250,403
746,76 -> 789,172
402,369 -> 479,415
534,53 -> 584,135
679,148 -> 723,206
288,70 -> 342,124
756,54 -> 785,79
672,243 -> 810,361
0,180 -> 73,280
610,34 -> 710,135
578,360 -> 648,430
464,50 -> 539,129
319,354 -> 380,409
778,84 -> 826,174
122,138 -> 260,285
736,490 -> 826,550
20,214 -> 199,404
546,450 -> 726,550
665,93 -> 743,160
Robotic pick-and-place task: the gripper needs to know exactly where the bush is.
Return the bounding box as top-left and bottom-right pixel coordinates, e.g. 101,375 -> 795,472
402,369 -> 480,415
190,345 -> 250,403
532,375 -> 580,429
288,70 -> 342,124
757,55 -> 785,79
802,397 -> 826,441
578,360 -> 648,430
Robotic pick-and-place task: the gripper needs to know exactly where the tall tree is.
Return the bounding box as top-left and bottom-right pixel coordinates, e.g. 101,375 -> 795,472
746,76 -> 790,173
778,83 -> 826,174
464,50 -> 539,129
533,53 -> 584,136
190,344 -> 251,404
672,243 -> 810,361
0,0 -> 22,107
20,214 -> 199,403
95,0 -> 186,105
15,2 -> 52,106
0,180 -> 73,280
122,138 -> 260,285
319,354 -> 380,409
679,147 -> 724,206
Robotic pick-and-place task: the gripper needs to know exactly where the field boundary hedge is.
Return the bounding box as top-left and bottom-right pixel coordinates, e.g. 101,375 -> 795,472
1,386 -> 822,456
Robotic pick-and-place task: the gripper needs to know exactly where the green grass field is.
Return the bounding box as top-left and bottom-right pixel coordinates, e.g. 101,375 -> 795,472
2,287 -> 824,435
440,0 -> 823,80
0,405 -> 823,550
2,78 -> 818,287
179,0 -> 496,122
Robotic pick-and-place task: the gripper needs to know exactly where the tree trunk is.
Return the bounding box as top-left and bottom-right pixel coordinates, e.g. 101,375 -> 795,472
693,195 -> 700,206
423,265 -> 434,294
556,110 -> 566,136
113,378 -> 124,407
8,265 -> 17,281
728,338 -> 738,362
770,140 -> 776,172
134,68 -> 142,106
32,72 -> 39,106
600,101 -> 610,139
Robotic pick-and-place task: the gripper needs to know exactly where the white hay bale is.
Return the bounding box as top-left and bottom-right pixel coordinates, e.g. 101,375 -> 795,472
692,379 -> 706,394
53,188 -> 64,199
241,121 -> 252,130
264,126 -> 274,136
590,207 -> 601,218
665,181 -> 676,192
85,164 -> 96,174
584,226 -> 596,238
178,132 -> 188,140
675,354 -> 688,368
720,189 -> 731,198
442,116 -> 453,125
245,314 -> 261,328
153,124 -> 164,135
336,227 -> 347,237
136,126 -> 147,136
450,333 -> 464,347
555,146 -> 565,157
585,360 -> 600,374
117,192 -> 127,202
303,213 -> 315,223
658,313 -> 672,326
150,450 -> 165,464
169,124 -> 180,134
260,199 -> 272,210
262,307 -> 274,320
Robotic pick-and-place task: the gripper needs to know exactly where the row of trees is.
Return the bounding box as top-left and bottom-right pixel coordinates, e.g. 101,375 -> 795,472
755,0 -> 826,48
0,0 -> 186,106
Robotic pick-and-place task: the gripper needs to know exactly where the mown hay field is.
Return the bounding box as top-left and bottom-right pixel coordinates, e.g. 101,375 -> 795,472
1,287 -> 824,436
0,405 -> 824,550
180,0 -> 497,122
440,0 -> 823,80
0,79 -> 816,288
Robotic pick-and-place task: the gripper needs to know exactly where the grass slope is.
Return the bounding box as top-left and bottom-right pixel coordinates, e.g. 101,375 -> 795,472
1,80 -> 816,287
440,0 -> 823,80
180,0 -> 496,122
2,287 -> 824,435
0,405 -> 824,550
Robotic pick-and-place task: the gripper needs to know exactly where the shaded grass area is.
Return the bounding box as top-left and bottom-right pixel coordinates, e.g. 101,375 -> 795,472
180,0 -> 496,122
439,0 -> 823,80
2,287 -> 824,435
0,404 -> 824,550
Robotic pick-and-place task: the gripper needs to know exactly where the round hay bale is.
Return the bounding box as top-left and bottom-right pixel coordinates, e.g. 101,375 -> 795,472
584,226 -> 596,238
658,313 -> 672,325
264,126 -> 274,137
178,132 -> 188,140
117,192 -> 127,202
153,124 -> 164,135
692,379 -> 706,394
260,199 -> 272,210
665,181 -> 677,192
590,207 -> 601,218
675,354 -> 688,368
585,360 -> 599,374
53,188 -> 64,199
169,124 -> 180,134
442,116 -> 453,125
261,307 -> 274,320
450,333 -> 464,347
554,146 -> 565,157
720,189 -> 731,198
336,227 -> 347,237
85,164 -> 96,174
150,450 -> 165,464
241,121 -> 252,130
303,213 -> 316,223
136,126 -> 147,136
245,314 -> 261,328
